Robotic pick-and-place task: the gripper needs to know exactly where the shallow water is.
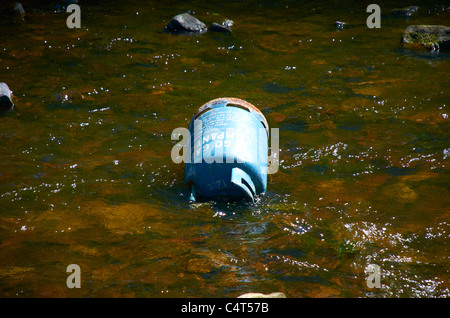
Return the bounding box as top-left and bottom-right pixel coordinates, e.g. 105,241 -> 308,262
0,0 -> 449,297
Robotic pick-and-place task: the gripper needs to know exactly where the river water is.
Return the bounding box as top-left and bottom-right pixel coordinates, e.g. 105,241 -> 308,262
0,0 -> 448,297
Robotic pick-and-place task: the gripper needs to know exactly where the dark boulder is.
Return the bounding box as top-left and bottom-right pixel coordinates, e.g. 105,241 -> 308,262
165,13 -> 207,34
402,25 -> 450,52
209,19 -> 233,33
1,2 -> 25,24
392,6 -> 419,16
11,2 -> 25,17
0,83 -> 14,112
335,21 -> 345,30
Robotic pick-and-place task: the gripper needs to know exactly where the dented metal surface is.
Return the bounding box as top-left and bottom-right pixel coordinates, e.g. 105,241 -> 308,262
185,98 -> 269,202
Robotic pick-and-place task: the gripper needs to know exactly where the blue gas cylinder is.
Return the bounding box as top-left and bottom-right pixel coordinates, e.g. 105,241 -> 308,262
185,97 -> 269,202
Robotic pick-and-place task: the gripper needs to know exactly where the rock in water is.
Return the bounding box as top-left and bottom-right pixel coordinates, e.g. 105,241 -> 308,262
165,13 -> 207,34
402,25 -> 450,52
209,19 -> 233,33
0,82 -> 14,112
392,6 -> 418,16
11,2 -> 26,18
1,2 -> 25,24
209,23 -> 230,33
335,21 -> 345,30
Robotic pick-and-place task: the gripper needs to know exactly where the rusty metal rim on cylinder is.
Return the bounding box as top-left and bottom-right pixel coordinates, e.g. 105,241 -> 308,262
192,97 -> 269,136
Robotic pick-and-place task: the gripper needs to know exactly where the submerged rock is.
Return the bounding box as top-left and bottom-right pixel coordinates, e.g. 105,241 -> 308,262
392,6 -> 418,16
209,19 -> 233,33
11,2 -> 25,17
210,23 -> 230,33
402,25 -> 450,51
0,82 -> 14,112
238,292 -> 287,298
221,19 -> 233,29
186,258 -> 215,273
1,2 -> 25,24
335,21 -> 345,30
165,13 -> 207,34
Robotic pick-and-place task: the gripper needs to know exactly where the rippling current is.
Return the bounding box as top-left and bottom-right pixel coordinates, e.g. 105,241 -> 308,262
0,0 -> 449,297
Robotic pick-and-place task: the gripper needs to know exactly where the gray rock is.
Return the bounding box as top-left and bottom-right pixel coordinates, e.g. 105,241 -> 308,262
335,21 -> 345,30
0,83 -> 14,112
222,19 -> 233,28
12,2 -> 25,17
165,13 -> 207,34
209,23 -> 231,33
1,2 -> 25,24
402,25 -> 450,52
210,19 -> 233,33
392,6 -> 419,16
238,292 -> 287,298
